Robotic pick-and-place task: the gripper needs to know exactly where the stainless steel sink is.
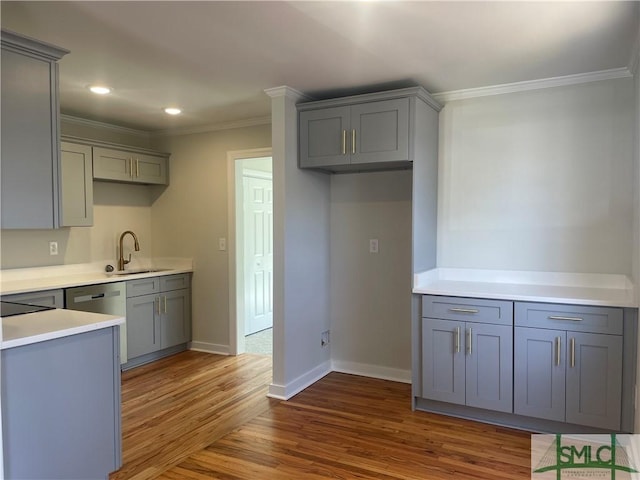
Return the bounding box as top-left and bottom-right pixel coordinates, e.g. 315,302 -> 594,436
111,268 -> 168,276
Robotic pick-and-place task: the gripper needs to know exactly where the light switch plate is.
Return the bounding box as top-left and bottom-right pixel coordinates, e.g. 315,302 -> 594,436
218,237 -> 226,251
49,241 -> 58,256
369,239 -> 379,254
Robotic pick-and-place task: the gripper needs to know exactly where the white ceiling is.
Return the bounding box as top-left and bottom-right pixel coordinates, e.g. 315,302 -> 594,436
2,1 -> 639,133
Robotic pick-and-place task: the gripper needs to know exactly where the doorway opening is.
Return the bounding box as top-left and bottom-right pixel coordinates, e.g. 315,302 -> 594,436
227,149 -> 273,356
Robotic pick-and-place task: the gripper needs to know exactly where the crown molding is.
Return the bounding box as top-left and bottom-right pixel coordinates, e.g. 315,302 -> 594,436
432,67 -> 633,103
60,114 -> 152,138
151,115 -> 271,137
264,85 -> 312,102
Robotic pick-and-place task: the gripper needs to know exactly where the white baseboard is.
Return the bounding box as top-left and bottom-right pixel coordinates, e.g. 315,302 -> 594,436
189,341 -> 230,355
331,360 -> 411,384
267,360 -> 332,400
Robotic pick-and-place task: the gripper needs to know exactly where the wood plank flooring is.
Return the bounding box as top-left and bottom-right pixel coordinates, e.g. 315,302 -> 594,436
110,351 -> 275,480
111,351 -> 531,479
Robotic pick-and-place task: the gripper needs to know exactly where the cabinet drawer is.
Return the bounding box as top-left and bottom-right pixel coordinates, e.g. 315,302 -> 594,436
2,289 -> 64,308
127,277 -> 161,297
160,274 -> 190,292
514,302 -> 622,335
422,296 -> 513,325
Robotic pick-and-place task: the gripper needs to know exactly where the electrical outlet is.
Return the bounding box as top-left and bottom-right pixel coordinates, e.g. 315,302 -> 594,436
218,237 -> 226,251
49,241 -> 58,256
369,239 -> 379,254
321,330 -> 330,347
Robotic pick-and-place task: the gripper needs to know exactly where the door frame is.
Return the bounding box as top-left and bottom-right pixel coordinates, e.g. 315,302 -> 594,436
227,147 -> 272,355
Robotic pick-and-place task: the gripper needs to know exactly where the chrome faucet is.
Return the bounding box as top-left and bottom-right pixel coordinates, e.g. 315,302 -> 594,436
118,230 -> 140,271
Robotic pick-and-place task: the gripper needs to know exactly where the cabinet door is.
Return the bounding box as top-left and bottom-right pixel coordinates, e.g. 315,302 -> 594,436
160,289 -> 191,348
93,147 -> 134,182
350,98 -> 410,165
133,153 -> 168,185
299,106 -> 350,168
465,323 -> 513,413
1,48 -> 58,229
514,327 -> 566,422
126,294 -> 160,358
565,332 -> 622,430
60,142 -> 93,227
421,318 -> 465,405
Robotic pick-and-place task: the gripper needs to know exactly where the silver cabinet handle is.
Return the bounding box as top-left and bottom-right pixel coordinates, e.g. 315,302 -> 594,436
136,158 -> 140,177
467,328 -> 472,355
449,308 -> 479,314
128,158 -> 133,178
570,337 -> 575,368
341,130 -> 346,155
156,296 -> 161,315
454,326 -> 460,353
555,337 -> 561,366
548,315 -> 583,322
351,129 -> 356,154
163,295 -> 167,314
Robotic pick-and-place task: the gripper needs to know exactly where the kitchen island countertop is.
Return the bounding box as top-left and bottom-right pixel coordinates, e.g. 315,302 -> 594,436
1,308 -> 124,350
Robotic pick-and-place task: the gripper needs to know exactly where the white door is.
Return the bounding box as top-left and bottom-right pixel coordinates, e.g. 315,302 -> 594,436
244,172 -> 273,335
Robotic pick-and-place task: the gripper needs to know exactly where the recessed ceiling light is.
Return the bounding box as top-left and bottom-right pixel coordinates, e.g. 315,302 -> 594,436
88,85 -> 111,95
164,107 -> 182,115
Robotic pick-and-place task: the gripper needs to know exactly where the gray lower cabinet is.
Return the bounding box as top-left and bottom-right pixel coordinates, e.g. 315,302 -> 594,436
514,302 -> 623,431
421,296 -> 514,413
1,30 -> 68,229
1,288 -> 64,308
60,141 -> 93,226
93,146 -> 168,185
2,326 -> 122,479
126,274 -> 191,363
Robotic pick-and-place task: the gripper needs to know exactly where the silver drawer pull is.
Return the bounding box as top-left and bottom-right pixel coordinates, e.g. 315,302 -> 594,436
548,315 -> 583,322
449,308 -> 479,314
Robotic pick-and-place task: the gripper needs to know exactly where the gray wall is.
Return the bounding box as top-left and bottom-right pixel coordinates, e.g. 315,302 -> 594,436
330,171 -> 412,378
437,77 -> 636,275
151,124 -> 271,354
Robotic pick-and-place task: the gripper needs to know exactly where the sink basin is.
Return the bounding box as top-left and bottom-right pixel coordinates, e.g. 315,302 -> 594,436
111,268 -> 168,276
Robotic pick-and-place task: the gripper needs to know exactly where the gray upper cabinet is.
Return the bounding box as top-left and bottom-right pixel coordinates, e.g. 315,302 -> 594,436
514,302 -> 623,431
421,296 -> 514,414
299,88 -> 440,173
93,146 -> 168,185
1,30 -> 68,229
60,142 -> 93,227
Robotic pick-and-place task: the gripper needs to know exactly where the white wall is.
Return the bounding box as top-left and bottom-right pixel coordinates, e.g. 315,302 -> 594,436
267,88 -> 331,399
330,171 -> 413,381
150,124 -> 271,354
437,78 -> 636,275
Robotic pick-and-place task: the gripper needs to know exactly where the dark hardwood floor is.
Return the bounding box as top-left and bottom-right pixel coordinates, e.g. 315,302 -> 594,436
112,351 -> 531,479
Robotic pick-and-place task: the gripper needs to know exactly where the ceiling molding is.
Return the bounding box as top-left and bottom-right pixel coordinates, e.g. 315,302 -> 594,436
151,116 -> 272,138
432,67 -> 633,103
60,114 -> 152,138
264,86 -> 312,102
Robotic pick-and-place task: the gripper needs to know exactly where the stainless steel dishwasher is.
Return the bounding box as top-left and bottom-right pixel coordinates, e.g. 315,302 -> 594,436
65,282 -> 127,364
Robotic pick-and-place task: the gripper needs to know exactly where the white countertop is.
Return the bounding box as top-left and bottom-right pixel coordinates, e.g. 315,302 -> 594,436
1,308 -> 125,350
413,268 -> 637,308
0,258 -> 193,295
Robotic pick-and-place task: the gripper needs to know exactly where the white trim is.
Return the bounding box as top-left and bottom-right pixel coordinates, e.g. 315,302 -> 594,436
331,360 -> 411,384
264,85 -> 311,102
189,342 -> 230,355
60,114 -> 152,138
226,148 -> 273,356
243,169 -> 272,181
151,116 -> 271,138
267,360 -> 332,400
432,67 -> 633,103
